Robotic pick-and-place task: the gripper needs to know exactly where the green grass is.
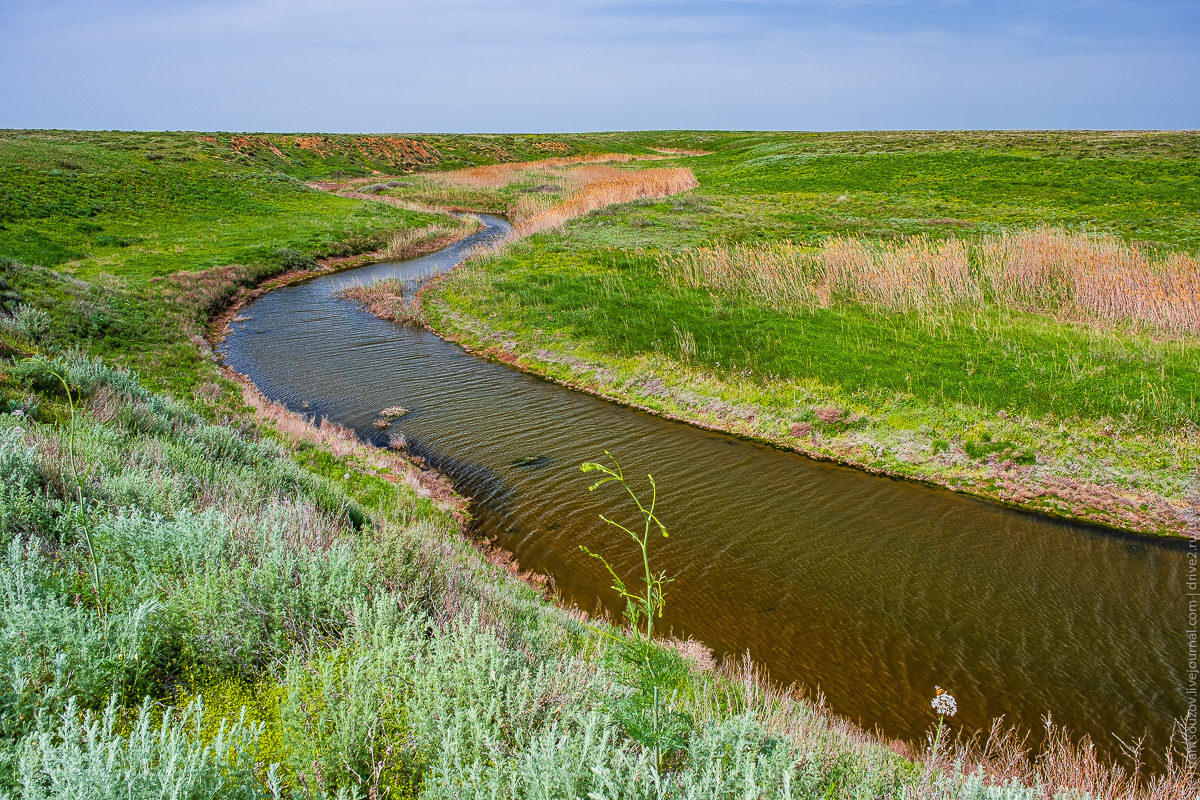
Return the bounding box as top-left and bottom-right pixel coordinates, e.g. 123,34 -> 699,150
594,136 -> 1200,249
460,247 -> 1199,428
426,130 -> 1200,534
0,136 -> 439,278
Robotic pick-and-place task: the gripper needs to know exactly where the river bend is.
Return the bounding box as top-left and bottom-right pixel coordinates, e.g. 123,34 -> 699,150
220,215 -> 1188,765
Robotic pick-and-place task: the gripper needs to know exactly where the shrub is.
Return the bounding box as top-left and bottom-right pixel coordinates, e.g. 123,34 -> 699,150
272,247 -> 319,271
0,306 -> 50,344
6,696 -> 265,799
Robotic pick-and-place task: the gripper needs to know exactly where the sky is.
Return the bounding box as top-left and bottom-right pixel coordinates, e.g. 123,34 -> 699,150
1,0 -> 1197,132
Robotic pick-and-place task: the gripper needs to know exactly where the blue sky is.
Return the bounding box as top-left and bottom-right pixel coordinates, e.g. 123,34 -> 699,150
1,0 -> 1197,132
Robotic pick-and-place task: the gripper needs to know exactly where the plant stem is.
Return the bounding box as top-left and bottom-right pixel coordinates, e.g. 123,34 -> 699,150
42,363 -> 105,620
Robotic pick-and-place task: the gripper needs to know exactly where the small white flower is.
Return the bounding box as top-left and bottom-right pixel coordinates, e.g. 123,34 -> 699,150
11,409 -> 23,418
931,686 -> 957,717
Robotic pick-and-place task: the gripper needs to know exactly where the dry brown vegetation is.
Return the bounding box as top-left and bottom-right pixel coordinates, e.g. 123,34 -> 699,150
425,152 -> 669,189
650,147 -> 713,156
658,228 -> 1200,335
336,278 -> 421,324
508,165 -> 699,239
936,717 -> 1198,800
418,153 -> 699,239
315,152 -> 699,245
701,656 -> 1198,800
379,218 -> 481,260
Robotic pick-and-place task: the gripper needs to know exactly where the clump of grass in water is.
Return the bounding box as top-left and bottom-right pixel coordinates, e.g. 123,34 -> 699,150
337,278 -> 424,325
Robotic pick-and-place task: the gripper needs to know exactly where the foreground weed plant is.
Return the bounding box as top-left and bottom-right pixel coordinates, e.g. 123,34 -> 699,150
581,453 -> 692,792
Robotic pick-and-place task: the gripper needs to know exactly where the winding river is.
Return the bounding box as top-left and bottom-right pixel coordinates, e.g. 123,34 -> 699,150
220,215 -> 1189,767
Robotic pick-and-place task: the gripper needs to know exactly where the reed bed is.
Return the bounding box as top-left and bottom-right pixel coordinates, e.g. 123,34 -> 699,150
334,154 -> 697,245
657,229 -> 1200,335
426,152 -> 667,189
381,217 -> 480,260
510,166 -> 699,239
336,277 -> 423,325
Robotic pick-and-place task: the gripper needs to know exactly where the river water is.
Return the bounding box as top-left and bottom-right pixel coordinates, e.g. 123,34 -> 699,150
220,215 -> 1189,766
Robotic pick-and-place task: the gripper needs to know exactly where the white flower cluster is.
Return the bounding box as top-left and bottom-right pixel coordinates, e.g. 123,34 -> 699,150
931,687 -> 957,717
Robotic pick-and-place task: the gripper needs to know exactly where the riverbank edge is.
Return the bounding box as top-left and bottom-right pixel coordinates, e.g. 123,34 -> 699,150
205,216 -> 480,347
218,362 -> 580,599
203,188 -> 1195,540
416,276 -> 1196,542
203,215 -> 582,600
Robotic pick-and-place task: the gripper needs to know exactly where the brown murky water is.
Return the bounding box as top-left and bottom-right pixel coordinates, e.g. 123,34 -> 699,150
221,216 -> 1191,766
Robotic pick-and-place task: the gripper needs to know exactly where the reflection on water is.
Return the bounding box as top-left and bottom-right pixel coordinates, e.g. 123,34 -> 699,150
221,215 -> 1188,765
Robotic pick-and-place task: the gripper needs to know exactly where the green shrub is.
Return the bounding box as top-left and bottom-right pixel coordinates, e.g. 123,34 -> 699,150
272,247 -> 319,271
5,696 -> 265,800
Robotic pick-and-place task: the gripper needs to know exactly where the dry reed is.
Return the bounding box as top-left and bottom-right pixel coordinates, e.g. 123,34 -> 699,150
509,165 -> 699,239
939,716 -> 1199,800
321,153 -> 697,248
657,229 -> 1200,335
425,153 -> 668,190
699,655 -> 1198,800
336,278 -> 421,324
381,217 -> 481,260
649,147 -> 713,156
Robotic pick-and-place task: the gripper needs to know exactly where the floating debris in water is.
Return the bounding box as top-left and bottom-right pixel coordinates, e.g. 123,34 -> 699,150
372,418 -> 390,430
510,454 -> 549,468
381,405 -> 409,419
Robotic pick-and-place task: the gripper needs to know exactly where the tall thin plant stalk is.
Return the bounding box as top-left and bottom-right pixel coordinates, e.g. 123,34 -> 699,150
30,360 -> 106,620
580,452 -> 676,794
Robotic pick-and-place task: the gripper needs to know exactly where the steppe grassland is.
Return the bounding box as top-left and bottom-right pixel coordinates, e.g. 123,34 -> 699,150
425,131 -> 1200,535
2,129 -> 1199,797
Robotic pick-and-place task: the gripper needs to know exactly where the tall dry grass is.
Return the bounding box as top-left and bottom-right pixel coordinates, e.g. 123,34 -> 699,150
509,166 -> 699,239
336,278 -> 422,325
657,229 -> 1200,335
978,229 -> 1199,334
426,153 -> 668,190
380,217 -> 481,260
939,716 -> 1199,800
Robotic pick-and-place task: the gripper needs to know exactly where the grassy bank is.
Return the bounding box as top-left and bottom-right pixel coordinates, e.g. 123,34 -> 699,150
422,131 -> 1200,537
1,347 -> 1193,798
